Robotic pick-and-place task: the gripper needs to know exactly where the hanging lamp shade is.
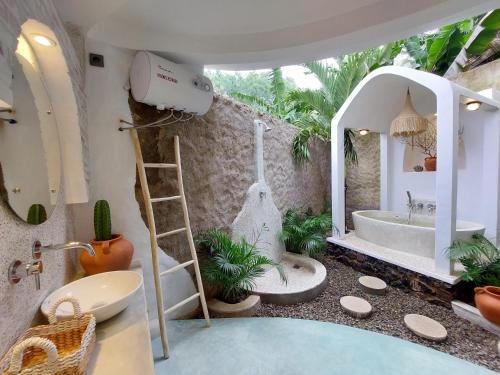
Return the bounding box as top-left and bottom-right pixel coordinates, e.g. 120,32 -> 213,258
390,89 -> 428,138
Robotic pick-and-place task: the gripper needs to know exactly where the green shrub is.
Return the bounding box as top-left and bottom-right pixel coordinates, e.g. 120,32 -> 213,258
196,228 -> 286,304
280,208 -> 333,256
448,234 -> 500,286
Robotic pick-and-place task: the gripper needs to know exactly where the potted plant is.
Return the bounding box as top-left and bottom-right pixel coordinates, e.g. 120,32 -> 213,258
196,228 -> 286,317
280,208 -> 333,257
80,200 -> 134,275
401,115 -> 437,171
448,234 -> 500,324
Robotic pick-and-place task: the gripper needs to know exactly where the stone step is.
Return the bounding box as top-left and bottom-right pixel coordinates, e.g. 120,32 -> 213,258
340,296 -> 372,318
358,275 -> 387,295
404,314 -> 447,342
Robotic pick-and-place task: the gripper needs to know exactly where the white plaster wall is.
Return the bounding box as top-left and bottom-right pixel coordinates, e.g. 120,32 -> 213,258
71,38 -> 198,329
388,108 -> 491,226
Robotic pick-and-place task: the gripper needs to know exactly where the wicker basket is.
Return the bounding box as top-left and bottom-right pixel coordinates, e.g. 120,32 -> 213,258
0,297 -> 96,375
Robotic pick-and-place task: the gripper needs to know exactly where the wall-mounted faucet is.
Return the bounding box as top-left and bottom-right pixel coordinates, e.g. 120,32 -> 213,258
406,190 -> 414,224
8,240 -> 95,290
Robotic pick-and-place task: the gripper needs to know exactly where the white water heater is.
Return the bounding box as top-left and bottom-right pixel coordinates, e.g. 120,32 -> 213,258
130,51 -> 213,115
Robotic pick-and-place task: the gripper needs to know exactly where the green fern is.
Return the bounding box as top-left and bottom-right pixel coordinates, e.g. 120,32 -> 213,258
280,208 -> 334,256
196,228 -> 287,304
448,234 -> 500,286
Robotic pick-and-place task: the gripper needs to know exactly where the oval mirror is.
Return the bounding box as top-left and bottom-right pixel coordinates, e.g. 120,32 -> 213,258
0,31 -> 61,224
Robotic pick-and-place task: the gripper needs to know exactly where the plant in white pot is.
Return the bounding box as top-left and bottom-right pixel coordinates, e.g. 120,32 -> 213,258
196,228 -> 286,317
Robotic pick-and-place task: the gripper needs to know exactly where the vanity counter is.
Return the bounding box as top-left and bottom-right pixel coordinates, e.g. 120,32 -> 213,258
87,264 -> 154,374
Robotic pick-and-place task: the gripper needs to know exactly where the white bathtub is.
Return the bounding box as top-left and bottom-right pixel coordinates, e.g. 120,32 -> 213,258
352,210 -> 485,258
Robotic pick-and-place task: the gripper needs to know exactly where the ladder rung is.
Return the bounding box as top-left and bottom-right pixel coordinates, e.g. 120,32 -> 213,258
165,293 -> 200,315
150,196 -> 181,203
160,260 -> 196,276
156,227 -> 186,239
144,163 -> 177,169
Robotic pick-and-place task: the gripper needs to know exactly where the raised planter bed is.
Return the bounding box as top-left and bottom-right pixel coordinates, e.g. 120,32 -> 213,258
207,295 -> 261,318
451,300 -> 500,337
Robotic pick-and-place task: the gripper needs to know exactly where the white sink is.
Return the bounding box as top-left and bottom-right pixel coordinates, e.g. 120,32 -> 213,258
41,271 -> 143,323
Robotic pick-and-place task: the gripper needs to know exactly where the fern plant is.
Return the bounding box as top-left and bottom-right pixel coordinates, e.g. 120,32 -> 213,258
448,234 -> 500,286
280,208 -> 334,256
196,228 -> 286,304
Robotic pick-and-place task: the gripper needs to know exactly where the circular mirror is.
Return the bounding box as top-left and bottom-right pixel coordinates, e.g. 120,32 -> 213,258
0,32 -> 61,224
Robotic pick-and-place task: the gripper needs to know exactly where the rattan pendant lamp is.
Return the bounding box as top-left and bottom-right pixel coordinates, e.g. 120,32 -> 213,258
390,88 -> 428,137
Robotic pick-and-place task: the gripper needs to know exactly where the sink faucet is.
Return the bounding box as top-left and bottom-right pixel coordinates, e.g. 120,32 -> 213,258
8,240 -> 95,290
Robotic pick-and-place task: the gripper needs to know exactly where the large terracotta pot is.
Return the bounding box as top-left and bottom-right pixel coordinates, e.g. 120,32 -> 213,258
475,286 -> 500,325
424,156 -> 437,171
80,234 -> 134,275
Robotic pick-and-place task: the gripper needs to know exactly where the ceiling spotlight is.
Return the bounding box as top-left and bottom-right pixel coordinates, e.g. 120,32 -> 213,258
31,34 -> 56,47
358,129 -> 370,136
465,100 -> 481,111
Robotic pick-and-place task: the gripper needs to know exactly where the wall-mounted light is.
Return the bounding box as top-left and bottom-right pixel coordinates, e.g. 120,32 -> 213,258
31,34 -> 56,47
358,129 -> 370,136
465,100 -> 481,111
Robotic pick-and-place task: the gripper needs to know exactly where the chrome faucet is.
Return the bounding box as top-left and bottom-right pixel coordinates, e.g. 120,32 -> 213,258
8,240 -> 95,290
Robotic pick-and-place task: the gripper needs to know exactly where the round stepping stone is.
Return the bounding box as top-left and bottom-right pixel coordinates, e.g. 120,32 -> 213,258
404,314 -> 447,342
358,276 -> 387,295
340,296 -> 372,318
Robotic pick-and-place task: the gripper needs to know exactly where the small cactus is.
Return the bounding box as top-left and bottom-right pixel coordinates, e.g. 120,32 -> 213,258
27,204 -> 47,225
94,200 -> 112,241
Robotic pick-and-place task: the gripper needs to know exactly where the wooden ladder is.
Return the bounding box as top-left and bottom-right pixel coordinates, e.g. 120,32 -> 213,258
131,130 -> 211,359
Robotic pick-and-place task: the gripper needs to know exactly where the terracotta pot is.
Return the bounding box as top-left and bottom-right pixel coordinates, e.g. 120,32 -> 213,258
424,156 -> 437,171
474,286 -> 500,325
80,234 -> 134,275
207,295 -> 261,318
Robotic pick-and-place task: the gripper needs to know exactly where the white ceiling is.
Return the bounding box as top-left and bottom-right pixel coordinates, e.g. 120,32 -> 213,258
53,0 -> 499,70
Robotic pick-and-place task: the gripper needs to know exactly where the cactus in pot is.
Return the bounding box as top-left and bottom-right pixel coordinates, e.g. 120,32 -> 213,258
80,199 -> 134,275
27,204 -> 47,225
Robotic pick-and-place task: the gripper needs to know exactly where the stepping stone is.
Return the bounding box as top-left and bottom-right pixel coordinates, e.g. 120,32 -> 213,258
358,276 -> 387,295
404,314 -> 447,342
340,296 -> 372,318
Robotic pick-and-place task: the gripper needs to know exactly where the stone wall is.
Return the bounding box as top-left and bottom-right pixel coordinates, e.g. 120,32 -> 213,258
0,0 -> 81,358
130,95 -> 331,262
450,59 -> 500,91
345,132 -> 381,229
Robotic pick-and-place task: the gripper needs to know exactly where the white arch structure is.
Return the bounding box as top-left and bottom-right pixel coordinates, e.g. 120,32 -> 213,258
331,66 -> 500,276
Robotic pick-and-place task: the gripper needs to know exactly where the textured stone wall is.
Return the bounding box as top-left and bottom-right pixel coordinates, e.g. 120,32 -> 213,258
450,59 -> 500,91
130,95 -> 331,262
345,133 -> 381,229
0,0 -> 81,358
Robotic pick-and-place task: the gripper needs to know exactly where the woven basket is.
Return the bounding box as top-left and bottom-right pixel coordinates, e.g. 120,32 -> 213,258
0,297 -> 96,375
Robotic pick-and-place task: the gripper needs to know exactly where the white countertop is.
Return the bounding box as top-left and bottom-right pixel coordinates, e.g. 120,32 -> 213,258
87,265 -> 154,374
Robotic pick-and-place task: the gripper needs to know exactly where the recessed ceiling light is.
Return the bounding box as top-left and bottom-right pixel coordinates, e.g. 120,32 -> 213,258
358,129 -> 370,136
31,34 -> 56,47
465,100 -> 481,111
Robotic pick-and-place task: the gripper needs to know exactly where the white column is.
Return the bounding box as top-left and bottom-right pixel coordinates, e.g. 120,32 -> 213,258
435,90 -> 458,275
331,120 -> 345,237
379,133 -> 389,210
253,120 -> 265,182
481,111 -> 500,245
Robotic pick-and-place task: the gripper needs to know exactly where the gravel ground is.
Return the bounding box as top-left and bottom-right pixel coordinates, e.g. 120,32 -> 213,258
256,254 -> 500,372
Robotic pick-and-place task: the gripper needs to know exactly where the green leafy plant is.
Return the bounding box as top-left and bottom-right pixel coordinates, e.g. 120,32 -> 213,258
94,200 -> 112,241
196,228 -> 286,304
448,234 -> 500,287
280,208 -> 334,256
27,204 -> 47,225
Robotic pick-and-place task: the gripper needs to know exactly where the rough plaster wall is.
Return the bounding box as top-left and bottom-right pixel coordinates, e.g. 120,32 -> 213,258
450,59 -> 500,91
345,133 -> 381,229
130,95 -> 331,263
0,0 -> 80,358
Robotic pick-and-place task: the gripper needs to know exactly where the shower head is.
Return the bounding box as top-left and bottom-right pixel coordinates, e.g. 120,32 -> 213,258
264,123 -> 271,132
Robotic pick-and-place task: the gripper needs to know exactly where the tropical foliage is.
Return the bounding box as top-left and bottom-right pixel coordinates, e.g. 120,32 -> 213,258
287,43 -> 402,163
230,68 -> 298,122
463,9 -> 500,71
280,208 -> 334,257
196,228 -> 286,303
448,234 -> 500,287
